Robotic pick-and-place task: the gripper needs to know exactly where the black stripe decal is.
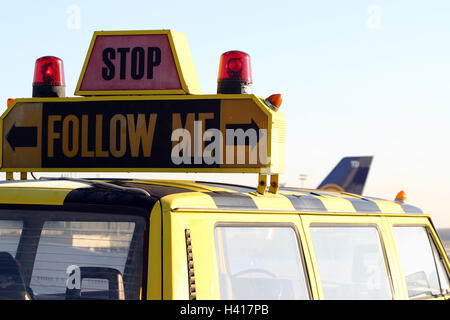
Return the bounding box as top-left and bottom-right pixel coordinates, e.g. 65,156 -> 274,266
113,181 -> 196,199
282,194 -> 327,212
345,198 -> 381,213
64,187 -> 156,210
401,204 -> 423,214
207,191 -> 258,209
310,191 -> 338,197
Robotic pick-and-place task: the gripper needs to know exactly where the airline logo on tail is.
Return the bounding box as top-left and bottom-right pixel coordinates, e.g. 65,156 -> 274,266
318,156 -> 373,195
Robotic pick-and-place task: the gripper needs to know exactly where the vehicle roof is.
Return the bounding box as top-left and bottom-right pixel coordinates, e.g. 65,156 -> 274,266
0,178 -> 423,215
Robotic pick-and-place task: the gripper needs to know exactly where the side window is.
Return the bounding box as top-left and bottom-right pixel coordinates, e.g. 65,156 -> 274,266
309,226 -> 392,300
393,226 -> 450,298
215,226 -> 310,300
0,220 -> 22,256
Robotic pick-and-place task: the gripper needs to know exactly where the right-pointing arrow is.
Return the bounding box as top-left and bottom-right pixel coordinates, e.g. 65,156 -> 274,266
6,123 -> 38,151
225,119 -> 264,149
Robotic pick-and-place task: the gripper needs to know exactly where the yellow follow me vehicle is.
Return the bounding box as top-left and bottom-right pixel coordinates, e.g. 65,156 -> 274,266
0,30 -> 448,301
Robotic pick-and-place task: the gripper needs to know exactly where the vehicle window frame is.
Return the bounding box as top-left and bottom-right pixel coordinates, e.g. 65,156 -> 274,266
214,222 -> 312,300
0,206 -> 149,300
392,224 -> 450,299
307,222 -> 395,300
427,230 -> 450,296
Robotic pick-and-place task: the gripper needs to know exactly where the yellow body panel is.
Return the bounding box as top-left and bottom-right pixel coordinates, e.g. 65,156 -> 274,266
0,188 -> 69,205
0,180 -> 88,205
147,202 -> 162,299
317,196 -> 356,213
373,199 -> 405,214
247,192 -> 296,211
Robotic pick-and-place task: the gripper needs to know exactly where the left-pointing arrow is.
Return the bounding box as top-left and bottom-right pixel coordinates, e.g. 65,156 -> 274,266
6,123 -> 38,151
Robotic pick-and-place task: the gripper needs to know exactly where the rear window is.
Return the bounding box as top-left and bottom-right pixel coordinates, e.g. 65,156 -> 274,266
215,225 -> 310,300
0,209 -> 146,300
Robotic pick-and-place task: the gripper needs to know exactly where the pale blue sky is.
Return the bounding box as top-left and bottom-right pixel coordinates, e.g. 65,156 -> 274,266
0,1 -> 449,227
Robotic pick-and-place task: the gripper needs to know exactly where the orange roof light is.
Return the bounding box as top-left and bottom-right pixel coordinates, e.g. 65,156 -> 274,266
265,94 -> 282,110
7,98 -> 15,108
395,190 -> 406,203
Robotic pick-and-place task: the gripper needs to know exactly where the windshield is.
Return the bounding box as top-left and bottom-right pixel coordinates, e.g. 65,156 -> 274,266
0,209 -> 146,300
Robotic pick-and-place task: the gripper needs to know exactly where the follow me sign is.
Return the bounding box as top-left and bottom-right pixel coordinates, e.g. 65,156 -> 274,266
1,96 -> 285,173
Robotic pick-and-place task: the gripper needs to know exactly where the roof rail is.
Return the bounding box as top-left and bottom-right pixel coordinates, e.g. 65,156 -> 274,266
38,177 -> 151,197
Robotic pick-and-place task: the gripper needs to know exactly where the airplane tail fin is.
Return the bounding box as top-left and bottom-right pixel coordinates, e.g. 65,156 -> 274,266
317,156 -> 373,195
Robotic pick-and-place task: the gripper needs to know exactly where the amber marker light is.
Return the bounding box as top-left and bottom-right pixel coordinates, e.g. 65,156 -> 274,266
265,94 -> 282,111
395,190 -> 406,203
7,98 -> 15,108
